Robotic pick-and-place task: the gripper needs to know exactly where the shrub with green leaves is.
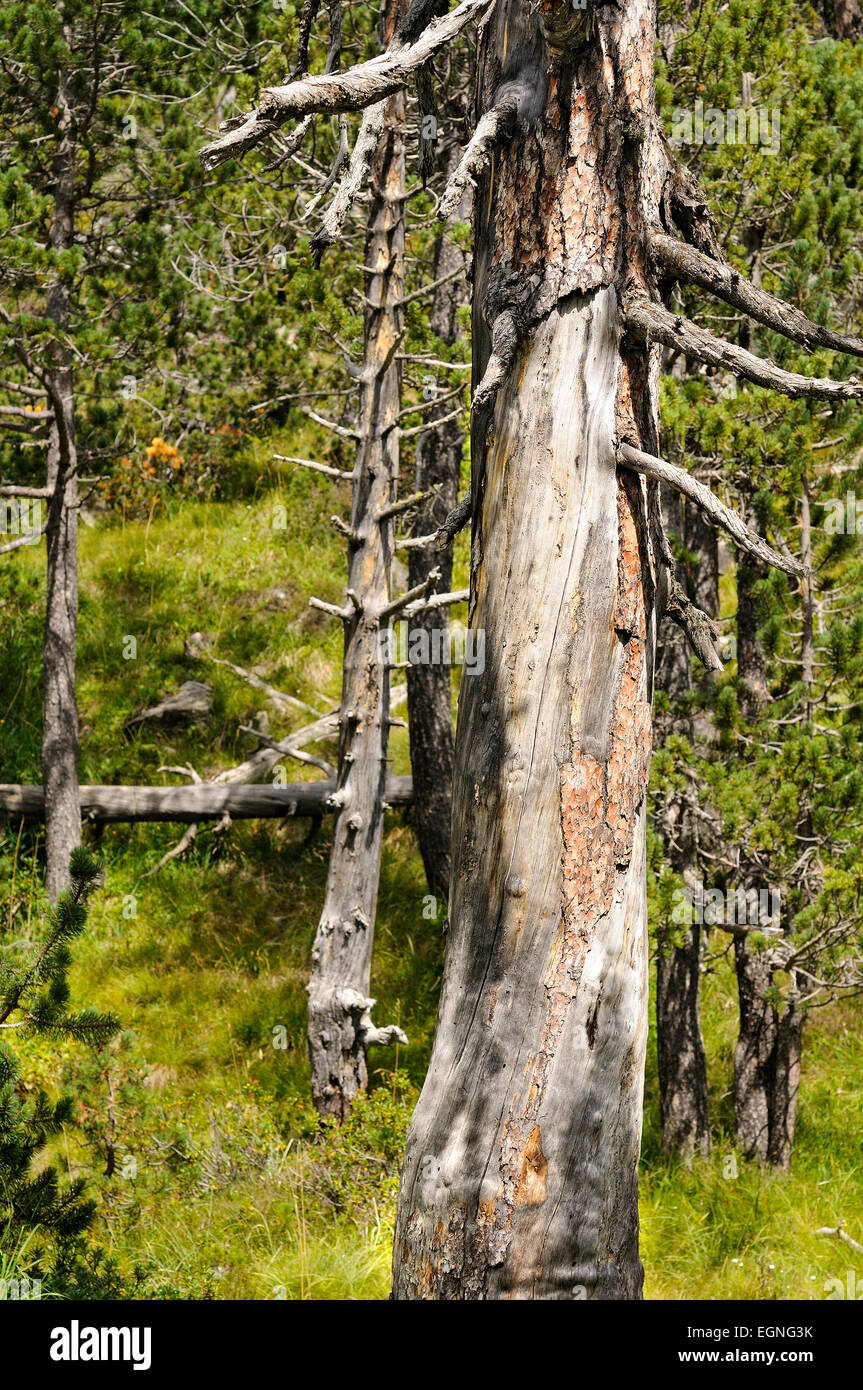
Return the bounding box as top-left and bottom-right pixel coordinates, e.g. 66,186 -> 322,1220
0,847 -> 118,1273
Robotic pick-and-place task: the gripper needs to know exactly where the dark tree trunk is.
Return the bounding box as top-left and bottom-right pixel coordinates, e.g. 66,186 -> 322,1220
306,2 -> 408,1117
654,498 -> 716,1159
736,548 -> 770,719
654,490 -> 690,705
767,989 -> 804,1171
813,0 -> 863,39
732,933 -> 776,1161
405,156 -> 468,903
656,917 -> 709,1159
42,71 -> 80,901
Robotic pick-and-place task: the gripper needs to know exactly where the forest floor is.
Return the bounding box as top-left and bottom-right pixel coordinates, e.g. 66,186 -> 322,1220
1,434 -> 861,1300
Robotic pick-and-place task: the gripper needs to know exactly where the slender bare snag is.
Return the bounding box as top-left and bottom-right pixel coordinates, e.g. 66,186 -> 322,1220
42,70 -> 81,901
305,0 -> 410,1118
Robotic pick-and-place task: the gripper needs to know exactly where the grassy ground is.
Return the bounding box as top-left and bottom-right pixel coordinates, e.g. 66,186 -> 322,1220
1,436 -> 861,1299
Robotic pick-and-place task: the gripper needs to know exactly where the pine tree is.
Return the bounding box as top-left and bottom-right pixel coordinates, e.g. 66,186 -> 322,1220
652,0 -> 863,1169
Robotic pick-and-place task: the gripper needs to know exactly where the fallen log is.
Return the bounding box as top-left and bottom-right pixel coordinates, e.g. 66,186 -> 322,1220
0,777 -> 413,825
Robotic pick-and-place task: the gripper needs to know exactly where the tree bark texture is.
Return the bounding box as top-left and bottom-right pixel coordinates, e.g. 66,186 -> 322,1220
732,933 -> 777,1162
306,2 -> 408,1117
42,68 -> 80,900
656,915 -> 709,1159
405,154 -> 469,903
393,0 -> 670,1299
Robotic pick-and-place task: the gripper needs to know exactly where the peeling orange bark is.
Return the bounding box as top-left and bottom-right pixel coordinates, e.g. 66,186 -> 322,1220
392,0 -> 670,1299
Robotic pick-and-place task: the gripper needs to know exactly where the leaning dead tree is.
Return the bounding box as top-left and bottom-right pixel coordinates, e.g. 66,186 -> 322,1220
201,0 -> 863,1299
272,0 -> 470,1117
303,0 -> 413,1118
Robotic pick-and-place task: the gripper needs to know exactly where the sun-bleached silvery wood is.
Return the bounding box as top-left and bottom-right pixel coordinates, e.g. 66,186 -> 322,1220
390,0 -> 669,1299
391,284 -> 656,1298
306,0 -> 409,1118
0,777 -> 413,823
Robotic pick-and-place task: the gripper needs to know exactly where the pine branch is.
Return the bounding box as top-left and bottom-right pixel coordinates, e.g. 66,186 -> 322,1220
626,298 -> 863,401
200,0 -> 494,170
651,231 -> 863,361
617,442 -> 802,576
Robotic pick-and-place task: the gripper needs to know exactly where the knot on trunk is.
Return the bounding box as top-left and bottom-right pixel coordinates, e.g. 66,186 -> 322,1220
337,987 -> 408,1049
538,0 -> 595,52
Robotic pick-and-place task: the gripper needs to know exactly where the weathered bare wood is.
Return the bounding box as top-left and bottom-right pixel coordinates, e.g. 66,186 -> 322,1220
0,523 -> 48,555
311,101 -> 386,260
307,0 -> 410,1118
42,68 -> 80,900
438,96 -> 517,220
199,0 -> 493,170
0,777 -> 413,823
663,572 -> 723,671
618,442 -> 801,575
435,492 -> 471,546
651,230 -> 863,360
390,0 -> 668,1301
816,1223 -> 863,1255
274,452 -> 352,480
626,297 -> 863,400
471,307 -> 522,414
401,586 -> 467,619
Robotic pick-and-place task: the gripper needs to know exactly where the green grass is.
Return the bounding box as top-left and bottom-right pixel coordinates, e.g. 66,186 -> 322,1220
1,444 -> 861,1299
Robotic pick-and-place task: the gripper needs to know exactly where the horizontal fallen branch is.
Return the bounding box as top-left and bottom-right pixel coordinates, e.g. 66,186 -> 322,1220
0,777 -> 413,824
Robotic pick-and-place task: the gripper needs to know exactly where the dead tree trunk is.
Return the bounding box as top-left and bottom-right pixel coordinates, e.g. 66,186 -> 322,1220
767,984 -> 804,1171
654,489 -> 690,705
391,1 -> 668,1299
306,5 -> 409,1117
732,933 -> 777,1161
42,71 -> 80,901
732,556 -> 778,1161
736,530 -> 770,720
405,157 -> 469,903
656,918 -> 709,1159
